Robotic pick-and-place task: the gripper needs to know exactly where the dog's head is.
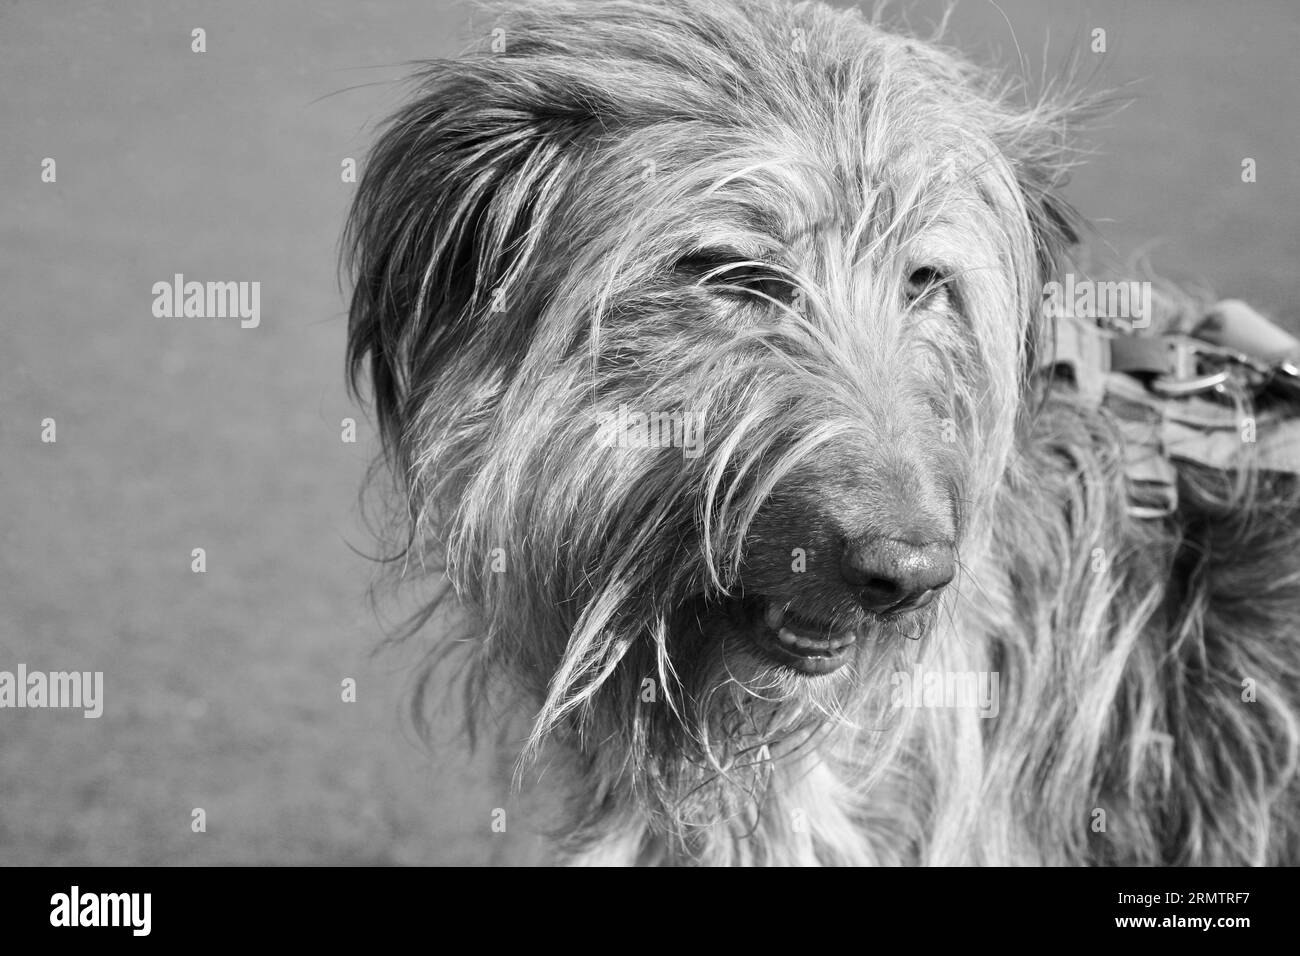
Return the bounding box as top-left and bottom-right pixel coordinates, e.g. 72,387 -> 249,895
347,0 -> 1077,829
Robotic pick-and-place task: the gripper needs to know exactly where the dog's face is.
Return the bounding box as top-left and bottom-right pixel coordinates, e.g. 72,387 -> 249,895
348,0 -> 1074,795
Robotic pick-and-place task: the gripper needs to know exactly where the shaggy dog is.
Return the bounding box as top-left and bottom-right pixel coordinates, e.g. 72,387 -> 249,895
345,0 -> 1300,864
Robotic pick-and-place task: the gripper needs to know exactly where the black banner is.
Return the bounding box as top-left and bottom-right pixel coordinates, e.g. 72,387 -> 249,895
0,866 -> 1286,942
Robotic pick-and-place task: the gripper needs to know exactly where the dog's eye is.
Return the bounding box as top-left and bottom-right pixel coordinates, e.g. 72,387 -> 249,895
677,250 -> 791,304
904,266 -> 952,309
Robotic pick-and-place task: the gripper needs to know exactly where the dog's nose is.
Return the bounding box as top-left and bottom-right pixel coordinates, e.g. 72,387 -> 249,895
840,536 -> 955,614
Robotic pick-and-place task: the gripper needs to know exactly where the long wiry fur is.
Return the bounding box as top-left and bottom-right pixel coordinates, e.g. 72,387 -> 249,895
345,0 -> 1300,865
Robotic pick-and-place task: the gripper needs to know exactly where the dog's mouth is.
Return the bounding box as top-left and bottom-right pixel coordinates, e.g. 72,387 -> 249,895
744,597 -> 859,676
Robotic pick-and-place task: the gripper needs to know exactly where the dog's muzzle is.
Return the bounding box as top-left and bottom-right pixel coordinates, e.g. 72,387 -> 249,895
742,534 -> 955,676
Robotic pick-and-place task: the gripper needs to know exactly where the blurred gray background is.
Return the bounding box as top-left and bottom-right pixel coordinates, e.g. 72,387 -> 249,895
2,0 -> 1296,865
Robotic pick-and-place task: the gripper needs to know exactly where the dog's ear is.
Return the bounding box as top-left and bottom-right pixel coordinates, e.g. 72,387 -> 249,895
972,98 -> 1081,387
343,57 -> 585,459
993,103 -> 1081,281
1021,167 -> 1081,281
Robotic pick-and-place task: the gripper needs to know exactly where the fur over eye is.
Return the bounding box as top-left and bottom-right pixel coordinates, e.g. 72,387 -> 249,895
677,249 -> 792,303
904,266 -> 952,309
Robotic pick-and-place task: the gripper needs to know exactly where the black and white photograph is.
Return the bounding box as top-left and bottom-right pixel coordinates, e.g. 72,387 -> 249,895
3,0 -> 1297,910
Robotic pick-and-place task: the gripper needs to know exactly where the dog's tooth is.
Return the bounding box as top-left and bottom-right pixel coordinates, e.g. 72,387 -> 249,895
777,627 -> 798,645
765,604 -> 785,629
